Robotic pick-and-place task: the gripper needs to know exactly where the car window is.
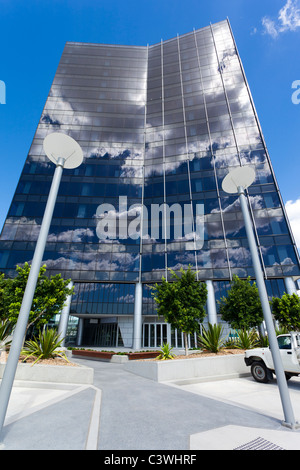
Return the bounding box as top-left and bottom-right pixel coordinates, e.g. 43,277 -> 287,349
277,336 -> 292,350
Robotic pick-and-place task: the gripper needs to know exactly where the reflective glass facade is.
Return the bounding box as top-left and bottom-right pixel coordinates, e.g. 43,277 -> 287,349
1,20 -> 299,347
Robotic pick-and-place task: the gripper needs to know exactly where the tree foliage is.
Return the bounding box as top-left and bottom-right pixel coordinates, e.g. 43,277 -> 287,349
271,293 -> 300,332
219,275 -> 264,330
151,266 -> 207,355
0,263 -> 73,335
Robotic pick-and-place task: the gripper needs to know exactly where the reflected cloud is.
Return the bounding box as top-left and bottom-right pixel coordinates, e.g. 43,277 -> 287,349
47,228 -> 94,243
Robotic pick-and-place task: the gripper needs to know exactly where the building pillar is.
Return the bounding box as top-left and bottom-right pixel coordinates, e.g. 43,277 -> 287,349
57,281 -> 73,347
132,282 -> 142,350
284,277 -> 297,295
206,280 -> 218,325
77,318 -> 84,346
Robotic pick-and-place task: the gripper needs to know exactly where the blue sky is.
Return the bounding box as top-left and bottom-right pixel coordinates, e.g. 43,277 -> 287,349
0,0 -> 300,245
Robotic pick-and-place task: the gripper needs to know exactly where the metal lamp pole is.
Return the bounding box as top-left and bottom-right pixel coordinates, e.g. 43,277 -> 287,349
237,185 -> 297,428
0,133 -> 82,439
222,166 -> 298,429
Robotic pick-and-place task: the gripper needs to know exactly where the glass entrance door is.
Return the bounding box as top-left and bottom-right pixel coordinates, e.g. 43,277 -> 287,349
82,319 -> 118,347
143,323 -> 168,348
143,323 -> 199,349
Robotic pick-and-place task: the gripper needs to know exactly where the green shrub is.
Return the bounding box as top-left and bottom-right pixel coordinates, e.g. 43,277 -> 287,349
156,343 -> 175,360
233,329 -> 260,349
0,319 -> 13,350
258,334 -> 269,347
198,323 -> 227,353
21,328 -> 69,365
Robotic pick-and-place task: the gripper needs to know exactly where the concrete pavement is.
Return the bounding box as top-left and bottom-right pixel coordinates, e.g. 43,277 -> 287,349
0,357 -> 300,450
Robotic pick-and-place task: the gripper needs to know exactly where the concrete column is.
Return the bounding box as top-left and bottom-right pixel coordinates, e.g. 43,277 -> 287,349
132,282 -> 142,350
77,318 -> 84,346
206,280 -> 218,325
284,277 -> 297,295
57,281 -> 73,347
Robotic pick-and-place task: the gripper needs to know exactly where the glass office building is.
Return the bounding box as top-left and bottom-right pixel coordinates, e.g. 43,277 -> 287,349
1,19 -> 299,348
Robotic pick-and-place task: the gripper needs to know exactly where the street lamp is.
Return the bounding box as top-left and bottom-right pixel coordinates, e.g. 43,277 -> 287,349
0,133 -> 83,438
222,166 -> 298,429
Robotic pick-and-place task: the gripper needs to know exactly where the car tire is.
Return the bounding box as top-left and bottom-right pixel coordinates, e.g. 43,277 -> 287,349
251,361 -> 271,383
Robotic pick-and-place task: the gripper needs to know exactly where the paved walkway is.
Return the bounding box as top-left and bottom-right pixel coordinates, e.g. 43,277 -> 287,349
1,358 -> 300,450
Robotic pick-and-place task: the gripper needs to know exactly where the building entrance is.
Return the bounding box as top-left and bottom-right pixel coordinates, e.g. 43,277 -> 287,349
81,319 -> 122,347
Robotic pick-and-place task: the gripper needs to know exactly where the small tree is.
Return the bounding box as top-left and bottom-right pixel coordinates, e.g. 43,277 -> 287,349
219,275 -> 264,330
271,293 -> 300,332
1,263 -> 73,336
151,266 -> 207,355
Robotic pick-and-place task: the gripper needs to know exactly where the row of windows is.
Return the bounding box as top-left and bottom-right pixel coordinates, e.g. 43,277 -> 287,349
148,73 -> 224,95
52,82 -> 147,99
71,302 -> 134,315
14,173 -> 273,204
1,263 -> 297,284
57,65 -> 147,81
64,43 -> 147,59
22,146 -> 266,178
0,242 -> 297,274
32,126 -> 260,154
37,109 -> 258,143
60,55 -> 147,71
143,277 -> 285,304
69,276 -> 286,317
7,190 -> 282,225
140,265 -> 300,283
77,276 -> 257,313
0,218 -> 290,247
72,282 -> 135,305
147,55 -> 238,83
0,234 -> 293,259
16,180 -> 143,199
63,36 -> 223,72
42,91 -> 247,120
64,26 -> 227,64
51,69 -> 238,104
44,98 -> 146,116
38,105 -> 253,136
41,112 -> 145,130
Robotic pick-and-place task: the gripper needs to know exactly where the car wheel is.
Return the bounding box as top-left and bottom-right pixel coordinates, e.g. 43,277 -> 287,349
251,361 -> 270,383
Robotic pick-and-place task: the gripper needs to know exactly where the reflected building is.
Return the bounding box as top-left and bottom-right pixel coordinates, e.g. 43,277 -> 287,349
1,20 -> 299,348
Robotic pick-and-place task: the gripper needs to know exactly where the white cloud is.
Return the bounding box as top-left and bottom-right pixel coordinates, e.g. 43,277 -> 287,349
279,0 -> 300,30
285,198 -> 300,248
262,0 -> 300,37
262,17 -> 279,38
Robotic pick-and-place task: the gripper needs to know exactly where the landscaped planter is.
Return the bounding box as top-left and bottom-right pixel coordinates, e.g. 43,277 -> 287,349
71,349 -> 160,362
124,353 -> 249,383
0,361 -> 94,384
72,349 -> 115,361
128,351 -> 160,360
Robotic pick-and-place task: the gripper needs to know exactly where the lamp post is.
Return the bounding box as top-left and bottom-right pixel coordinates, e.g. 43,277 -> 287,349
222,166 -> 298,429
0,133 -> 83,438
